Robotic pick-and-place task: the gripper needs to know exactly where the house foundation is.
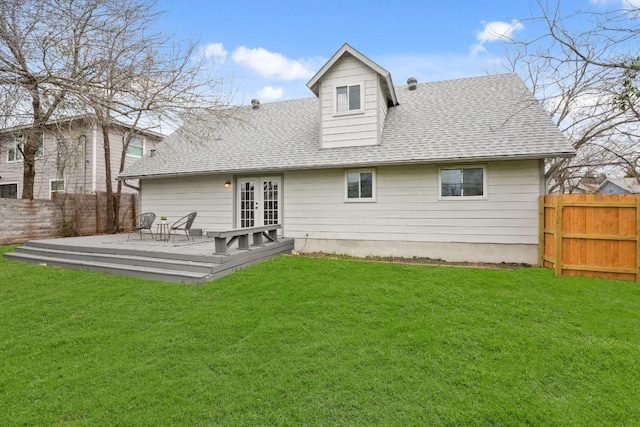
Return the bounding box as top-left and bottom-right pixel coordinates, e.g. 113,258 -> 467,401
294,238 -> 538,265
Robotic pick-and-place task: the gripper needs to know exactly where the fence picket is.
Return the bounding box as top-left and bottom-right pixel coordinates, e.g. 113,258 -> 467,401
541,194 -> 639,281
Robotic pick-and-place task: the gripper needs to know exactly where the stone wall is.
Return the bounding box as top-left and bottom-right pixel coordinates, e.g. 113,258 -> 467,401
0,192 -> 137,245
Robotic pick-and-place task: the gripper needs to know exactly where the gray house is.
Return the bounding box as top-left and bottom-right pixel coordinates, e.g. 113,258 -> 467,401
596,178 -> 640,194
0,114 -> 163,199
119,44 -> 574,264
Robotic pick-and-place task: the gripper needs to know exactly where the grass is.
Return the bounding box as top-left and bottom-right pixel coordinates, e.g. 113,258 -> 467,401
0,245 -> 639,426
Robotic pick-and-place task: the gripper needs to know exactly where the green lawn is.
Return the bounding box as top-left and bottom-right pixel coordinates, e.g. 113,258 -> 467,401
1,246 -> 638,426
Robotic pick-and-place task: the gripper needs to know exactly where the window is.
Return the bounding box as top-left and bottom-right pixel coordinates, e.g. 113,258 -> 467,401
51,179 -> 65,193
336,84 -> 362,113
440,166 -> 486,198
7,138 -> 43,163
7,141 -> 21,162
346,170 -> 375,201
126,136 -> 144,157
0,183 -> 18,198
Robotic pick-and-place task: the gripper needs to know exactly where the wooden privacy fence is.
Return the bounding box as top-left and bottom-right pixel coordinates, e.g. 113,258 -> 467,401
0,192 -> 137,245
540,194 -> 640,282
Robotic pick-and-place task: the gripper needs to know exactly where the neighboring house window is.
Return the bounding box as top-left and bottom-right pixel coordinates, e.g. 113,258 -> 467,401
50,179 -> 65,198
7,138 -> 44,162
346,169 -> 375,201
440,166 -> 486,198
336,84 -> 362,113
0,183 -> 18,198
126,136 -> 144,157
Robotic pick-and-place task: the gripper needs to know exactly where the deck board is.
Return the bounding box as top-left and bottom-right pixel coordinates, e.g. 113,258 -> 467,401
4,233 -> 294,283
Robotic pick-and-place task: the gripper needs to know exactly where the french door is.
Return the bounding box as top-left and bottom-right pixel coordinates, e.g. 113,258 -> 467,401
237,176 -> 281,229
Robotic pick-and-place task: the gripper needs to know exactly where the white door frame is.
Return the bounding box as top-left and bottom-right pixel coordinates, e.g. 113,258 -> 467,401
236,176 -> 282,229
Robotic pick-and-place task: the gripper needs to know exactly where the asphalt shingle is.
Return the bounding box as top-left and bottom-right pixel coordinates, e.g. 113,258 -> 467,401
119,73 -> 574,179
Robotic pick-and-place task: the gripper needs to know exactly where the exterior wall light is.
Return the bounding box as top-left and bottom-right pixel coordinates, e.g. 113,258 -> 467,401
224,180 -> 231,188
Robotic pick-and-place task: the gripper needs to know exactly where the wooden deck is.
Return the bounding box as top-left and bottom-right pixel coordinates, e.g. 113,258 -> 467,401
3,233 -> 294,283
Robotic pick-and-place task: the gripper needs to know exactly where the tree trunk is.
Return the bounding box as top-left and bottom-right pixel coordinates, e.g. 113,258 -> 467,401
101,126 -> 116,232
114,137 -> 129,231
21,124 -> 45,200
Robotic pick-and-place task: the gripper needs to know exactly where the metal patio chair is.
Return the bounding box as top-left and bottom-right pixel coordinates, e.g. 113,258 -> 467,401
170,211 -> 198,242
127,212 -> 156,241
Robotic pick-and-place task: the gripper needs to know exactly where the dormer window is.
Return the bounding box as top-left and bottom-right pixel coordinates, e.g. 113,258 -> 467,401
336,83 -> 362,113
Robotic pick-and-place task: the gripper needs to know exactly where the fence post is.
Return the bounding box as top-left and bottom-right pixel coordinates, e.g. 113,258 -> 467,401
538,196 -> 545,266
636,195 -> 640,283
554,196 -> 563,276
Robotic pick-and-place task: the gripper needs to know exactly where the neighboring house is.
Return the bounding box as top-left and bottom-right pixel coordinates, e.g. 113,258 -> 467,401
548,177 -> 599,194
596,178 -> 640,194
119,43 -> 575,264
0,115 -> 163,199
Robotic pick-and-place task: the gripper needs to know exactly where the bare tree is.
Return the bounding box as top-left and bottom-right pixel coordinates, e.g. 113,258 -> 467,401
0,0 -> 104,199
0,0 -> 230,232
506,0 -> 640,192
69,0 -> 230,232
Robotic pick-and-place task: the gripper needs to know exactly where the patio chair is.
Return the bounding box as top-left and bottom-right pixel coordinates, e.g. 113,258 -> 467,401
170,211 -> 198,242
127,212 -> 156,241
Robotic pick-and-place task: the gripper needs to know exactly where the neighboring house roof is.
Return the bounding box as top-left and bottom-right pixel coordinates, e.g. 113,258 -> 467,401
548,177 -> 600,194
119,72 -> 575,180
596,178 -> 640,194
307,43 -> 398,107
0,113 -> 166,139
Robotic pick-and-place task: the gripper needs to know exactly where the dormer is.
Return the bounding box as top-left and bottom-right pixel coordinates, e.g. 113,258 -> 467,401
307,43 -> 398,149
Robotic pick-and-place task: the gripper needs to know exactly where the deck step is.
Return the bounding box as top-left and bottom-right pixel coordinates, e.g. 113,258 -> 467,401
11,245 -> 214,274
3,236 -> 295,283
4,251 -> 210,283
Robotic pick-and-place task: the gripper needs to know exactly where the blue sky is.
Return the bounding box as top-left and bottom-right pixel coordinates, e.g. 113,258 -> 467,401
155,0 -> 639,104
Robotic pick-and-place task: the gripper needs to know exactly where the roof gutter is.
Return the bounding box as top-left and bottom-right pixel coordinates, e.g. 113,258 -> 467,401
117,151 -> 576,181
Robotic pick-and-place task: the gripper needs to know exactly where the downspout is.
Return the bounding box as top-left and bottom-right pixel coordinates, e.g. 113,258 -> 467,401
91,123 -> 97,192
122,180 -> 139,192
122,179 -> 141,217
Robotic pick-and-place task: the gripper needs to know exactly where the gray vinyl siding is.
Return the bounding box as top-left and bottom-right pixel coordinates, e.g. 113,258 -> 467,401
283,160 -> 542,245
0,142 -> 24,197
139,175 -> 232,232
95,127 -> 156,194
377,81 -> 388,144
0,123 -> 90,199
319,55 -> 380,148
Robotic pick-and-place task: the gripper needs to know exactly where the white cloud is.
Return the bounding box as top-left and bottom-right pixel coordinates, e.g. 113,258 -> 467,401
231,46 -> 318,80
381,53 -> 508,85
471,20 -> 524,56
257,86 -> 284,100
623,0 -> 640,9
590,0 -> 640,8
197,42 -> 228,63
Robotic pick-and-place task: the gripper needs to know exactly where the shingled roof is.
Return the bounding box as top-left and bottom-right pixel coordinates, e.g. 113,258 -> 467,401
119,73 -> 574,180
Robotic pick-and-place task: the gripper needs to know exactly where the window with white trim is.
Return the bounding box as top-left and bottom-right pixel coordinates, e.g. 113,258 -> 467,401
7,138 -> 43,163
440,166 -> 486,198
346,169 -> 375,201
126,136 -> 144,157
336,84 -> 362,113
50,179 -> 65,198
0,183 -> 18,198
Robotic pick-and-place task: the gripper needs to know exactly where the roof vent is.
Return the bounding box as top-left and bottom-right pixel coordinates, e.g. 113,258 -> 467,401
251,99 -> 260,109
407,77 -> 418,91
